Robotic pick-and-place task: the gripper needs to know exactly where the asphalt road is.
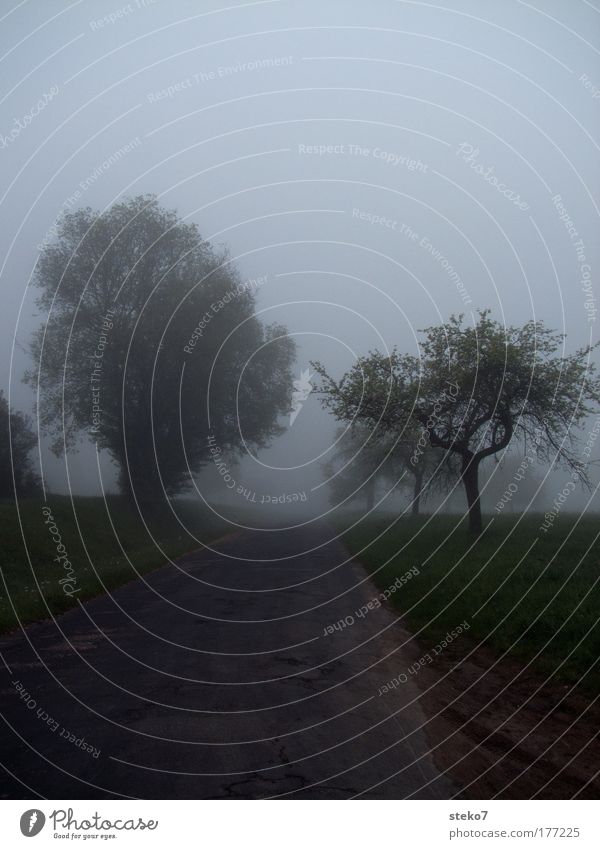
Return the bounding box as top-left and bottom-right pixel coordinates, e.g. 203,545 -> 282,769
0,522 -> 456,799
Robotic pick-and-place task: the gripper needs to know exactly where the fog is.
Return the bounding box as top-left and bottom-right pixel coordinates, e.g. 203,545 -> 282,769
2,0 -> 599,519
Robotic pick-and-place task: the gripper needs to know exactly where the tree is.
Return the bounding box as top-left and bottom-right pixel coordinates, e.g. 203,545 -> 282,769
322,424 -> 393,511
321,421 -> 457,516
314,312 -> 600,533
0,391 -> 41,498
26,196 -> 295,504
323,419 -> 457,516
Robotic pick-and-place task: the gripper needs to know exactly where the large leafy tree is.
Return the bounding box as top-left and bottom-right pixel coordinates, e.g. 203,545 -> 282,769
0,391 -> 41,498
26,196 -> 295,504
315,312 -> 600,533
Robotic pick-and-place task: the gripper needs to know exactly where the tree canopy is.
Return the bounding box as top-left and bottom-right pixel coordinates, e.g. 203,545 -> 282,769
26,195 -> 295,504
314,311 -> 600,533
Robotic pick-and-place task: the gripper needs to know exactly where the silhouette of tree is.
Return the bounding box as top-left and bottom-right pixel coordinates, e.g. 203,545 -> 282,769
314,312 -> 600,533
322,423 -> 457,515
26,196 -> 295,505
0,391 -> 41,498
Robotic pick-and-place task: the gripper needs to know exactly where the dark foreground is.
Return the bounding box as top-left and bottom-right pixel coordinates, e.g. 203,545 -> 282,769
0,523 -> 455,799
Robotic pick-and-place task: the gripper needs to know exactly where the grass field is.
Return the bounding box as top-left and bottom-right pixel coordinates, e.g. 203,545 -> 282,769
0,495 -> 231,634
336,512 -> 600,691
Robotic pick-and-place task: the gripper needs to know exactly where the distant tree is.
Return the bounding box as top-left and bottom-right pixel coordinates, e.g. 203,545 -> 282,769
383,438 -> 460,516
322,424 -> 390,511
314,312 -> 600,533
322,422 -> 458,515
0,391 -> 41,498
26,196 -> 295,504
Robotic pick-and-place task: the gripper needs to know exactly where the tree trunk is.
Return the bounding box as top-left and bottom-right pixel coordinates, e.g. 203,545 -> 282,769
412,470 -> 423,516
365,476 -> 375,511
461,454 -> 482,534
115,445 -> 162,511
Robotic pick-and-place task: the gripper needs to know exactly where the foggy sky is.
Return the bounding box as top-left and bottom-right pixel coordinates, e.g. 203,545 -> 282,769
1,0 -> 599,513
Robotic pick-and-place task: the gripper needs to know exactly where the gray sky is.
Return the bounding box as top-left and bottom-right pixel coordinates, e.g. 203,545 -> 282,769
1,0 -> 599,512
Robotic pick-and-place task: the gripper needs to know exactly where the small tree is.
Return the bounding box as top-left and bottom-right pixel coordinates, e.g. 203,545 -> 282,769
322,428 -> 371,510
320,421 -> 457,516
0,392 -> 41,498
382,437 -> 459,516
314,312 -> 600,533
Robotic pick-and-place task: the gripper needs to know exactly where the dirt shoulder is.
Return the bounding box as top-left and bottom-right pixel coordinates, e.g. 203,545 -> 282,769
408,633 -> 600,799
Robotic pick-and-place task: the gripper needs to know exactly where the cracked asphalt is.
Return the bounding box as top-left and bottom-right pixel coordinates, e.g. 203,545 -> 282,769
0,522 -> 456,799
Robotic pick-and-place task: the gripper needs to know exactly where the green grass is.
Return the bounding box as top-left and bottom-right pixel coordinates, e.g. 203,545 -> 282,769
336,512 -> 600,692
0,495 -> 231,634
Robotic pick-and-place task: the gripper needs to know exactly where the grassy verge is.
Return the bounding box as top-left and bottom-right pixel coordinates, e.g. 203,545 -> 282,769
336,512 -> 600,691
0,495 -> 232,634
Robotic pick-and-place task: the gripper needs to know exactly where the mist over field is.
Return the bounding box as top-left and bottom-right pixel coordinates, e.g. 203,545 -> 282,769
1,0 -> 598,522
1,0 -> 600,810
